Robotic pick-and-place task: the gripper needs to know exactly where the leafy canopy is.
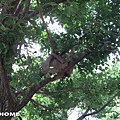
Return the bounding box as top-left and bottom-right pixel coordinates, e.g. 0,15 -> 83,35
0,0 -> 120,120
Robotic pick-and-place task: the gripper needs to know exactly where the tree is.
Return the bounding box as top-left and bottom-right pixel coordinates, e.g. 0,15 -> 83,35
0,0 -> 119,120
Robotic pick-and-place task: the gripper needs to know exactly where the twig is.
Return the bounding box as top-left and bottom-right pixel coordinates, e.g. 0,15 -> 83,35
86,90 -> 120,116
30,99 -> 52,110
37,87 -> 82,95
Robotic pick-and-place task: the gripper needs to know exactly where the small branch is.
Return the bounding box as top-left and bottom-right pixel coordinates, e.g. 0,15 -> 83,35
22,0 -> 31,18
8,0 -> 21,14
86,90 -> 120,116
30,99 -> 53,110
77,107 -> 90,120
77,90 -> 120,120
63,52 -> 90,74
55,0 -> 67,4
14,0 -> 24,16
75,52 -> 90,64
36,0 -> 55,53
37,87 -> 82,95
14,88 -> 26,98
18,116 -> 22,120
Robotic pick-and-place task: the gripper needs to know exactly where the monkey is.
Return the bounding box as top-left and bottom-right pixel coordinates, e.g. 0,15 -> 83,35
41,54 -> 55,76
64,50 -> 76,76
41,50 -> 76,77
41,53 -> 68,76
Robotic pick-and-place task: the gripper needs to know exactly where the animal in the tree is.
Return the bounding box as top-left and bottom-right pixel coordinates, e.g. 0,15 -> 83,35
41,51 -> 76,77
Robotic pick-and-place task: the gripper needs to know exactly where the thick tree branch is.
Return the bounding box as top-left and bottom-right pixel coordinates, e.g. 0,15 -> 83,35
16,73 -> 64,111
15,39 -> 89,110
0,58 -> 15,109
16,53 -> 89,111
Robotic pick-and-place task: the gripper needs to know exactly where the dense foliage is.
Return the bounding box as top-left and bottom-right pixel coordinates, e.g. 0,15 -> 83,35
0,0 -> 120,120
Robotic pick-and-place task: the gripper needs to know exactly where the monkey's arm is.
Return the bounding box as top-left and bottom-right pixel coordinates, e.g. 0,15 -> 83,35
41,54 -> 53,71
51,53 -> 66,63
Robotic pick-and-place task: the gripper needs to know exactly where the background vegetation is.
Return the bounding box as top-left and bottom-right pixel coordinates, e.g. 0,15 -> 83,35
0,0 -> 120,120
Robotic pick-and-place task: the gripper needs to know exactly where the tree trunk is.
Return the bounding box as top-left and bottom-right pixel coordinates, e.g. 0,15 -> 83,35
0,77 -> 12,120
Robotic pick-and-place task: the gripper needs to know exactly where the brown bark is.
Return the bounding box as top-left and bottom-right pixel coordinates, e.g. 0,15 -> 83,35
0,66 -> 12,120
0,58 -> 15,110
0,75 -> 8,113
